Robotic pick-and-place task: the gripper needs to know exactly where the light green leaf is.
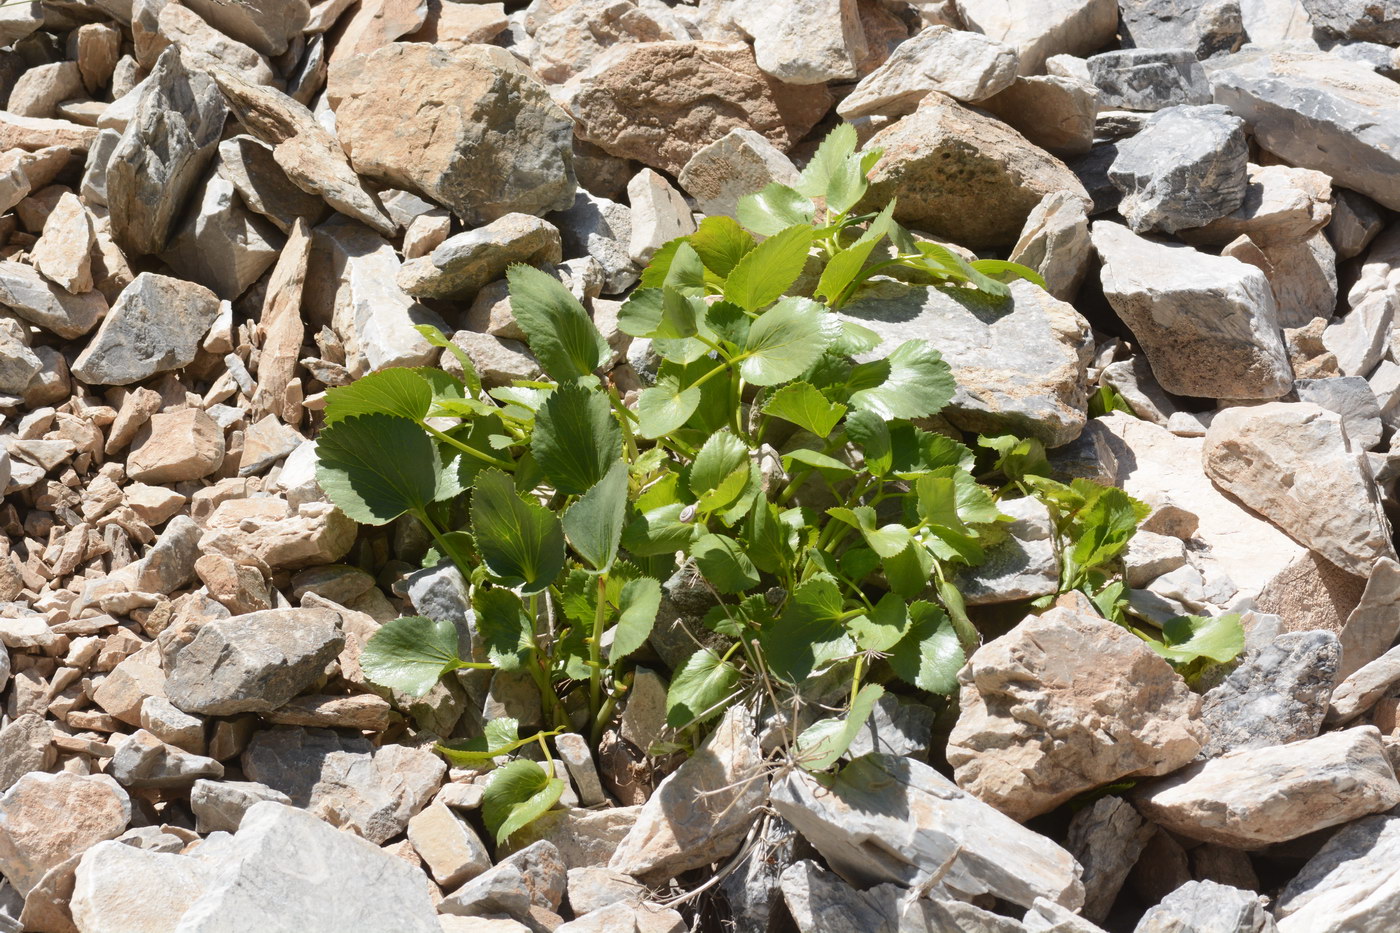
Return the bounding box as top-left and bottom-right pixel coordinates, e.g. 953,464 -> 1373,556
617,288 -> 664,338
1071,486 -> 1149,572
1152,614 -> 1246,666
437,717 -> 533,765
563,460 -> 628,571
724,224 -> 814,313
888,601 -> 963,694
828,505 -> 912,559
471,469 -> 566,593
360,616 -> 464,697
843,409 -> 891,476
795,683 -> 885,772
690,215 -> 756,277
737,183 -> 816,237
761,574 -> 854,683
636,376 -> 702,439
507,263 -> 610,380
690,431 -> 750,498
657,287 -> 701,340
531,381 -> 622,495
690,533 -> 760,593
761,382 -> 847,437
848,593 -> 911,653
414,324 -> 481,395
610,577 -> 661,661
815,201 -> 895,303
323,367 -> 433,424
969,259 -> 1048,289
482,759 -> 564,845
315,414 -> 440,525
621,501 -> 698,557
796,124 -> 858,199
474,587 -> 535,670
740,297 -> 836,386
849,340 -> 955,420
666,647 -> 742,729
781,447 -> 856,479
664,241 -> 706,293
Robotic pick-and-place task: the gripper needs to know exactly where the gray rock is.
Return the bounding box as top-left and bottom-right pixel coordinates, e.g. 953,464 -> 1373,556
397,213 -> 562,301
846,694 -> 936,761
1199,630 -> 1340,757
189,779 -> 292,833
1337,557 -> 1400,680
70,840 -> 216,933
175,801 -> 439,932
109,729 -> 224,787
547,190 -> 637,295
0,715 -> 51,793
1069,142 -> 1124,215
1092,221 -> 1293,400
838,24 -> 1019,118
0,259 -> 106,339
1224,230 -> 1338,329
1010,190 -> 1093,302
954,495 -> 1061,604
503,806 -> 638,870
1301,0 -> 1400,41
719,817 -> 799,933
216,135 -> 328,234
440,840 -> 566,920
1133,879 -> 1277,932
1293,376 -> 1383,451
770,753 -> 1085,911
1327,643 -> 1400,723
164,608 -> 346,716
400,561 -> 474,659
0,321 -> 39,396
71,272 -> 221,386
1275,807 -> 1400,932
839,279 -> 1093,446
182,0 -> 309,57
1068,796 -> 1155,923
1108,104 -> 1248,234
677,127 -> 800,221
106,46 -> 226,256
1207,49 -> 1400,211
1120,0 -> 1248,57
954,0 -> 1120,75
1086,48 -> 1212,110
779,859 -> 925,933
160,170 -> 284,300
1328,188 -> 1385,261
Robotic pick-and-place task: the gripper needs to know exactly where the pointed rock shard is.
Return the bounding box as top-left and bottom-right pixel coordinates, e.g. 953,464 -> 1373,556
29,191 -> 94,295
71,272 -> 221,386
839,24 -> 1019,118
0,260 -> 106,338
252,219 -> 311,426
1337,557 -> 1400,680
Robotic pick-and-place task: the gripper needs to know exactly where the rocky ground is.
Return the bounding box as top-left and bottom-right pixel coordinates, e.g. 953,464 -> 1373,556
0,0 -> 1397,931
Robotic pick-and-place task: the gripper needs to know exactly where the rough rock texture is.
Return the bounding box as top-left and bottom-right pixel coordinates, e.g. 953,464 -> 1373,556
1275,808 -> 1400,932
1301,0 -> 1400,42
0,772 -> 130,898
1087,48 -> 1213,110
1135,880 -> 1277,933
947,606 -> 1205,821
1199,630 -> 1340,756
838,25 -> 1019,117
1010,190 -> 1093,301
397,214 -> 562,300
953,496 -> 1061,603
981,74 -> 1100,158
70,840 -> 216,933
1068,796 -> 1155,923
1337,557 -> 1400,679
677,127 -> 799,220
734,0 -> 867,84
71,273 -> 222,386
1181,163 -> 1333,247
0,259 -> 106,339
955,0 -> 1120,74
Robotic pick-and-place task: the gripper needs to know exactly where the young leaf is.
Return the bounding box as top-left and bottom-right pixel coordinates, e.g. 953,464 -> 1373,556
781,447 -> 857,479
795,683 -> 885,772
665,241 -> 707,293
814,203 -> 894,304
690,215 -> 756,277
969,258 -> 1048,289
690,431 -> 750,498
888,601 -> 964,694
724,225 -> 814,313
532,381 -> 622,495
690,533 -> 760,593
847,593 -> 911,653
323,367 -> 434,424
636,376 -> 702,439
796,124 -> 858,199
1070,486 -> 1148,573
471,469 -> 566,593
761,382 -> 847,438
609,576 -> 661,661
414,323 -> 481,395
360,616 -> 464,697
848,340 -> 955,419
739,297 -> 836,386
437,717 -> 534,765
737,183 -> 816,237
482,759 -> 565,845
981,434 -> 1052,483
507,263 -> 610,380
475,587 -> 534,670
315,414 -> 441,525
666,647 -> 742,729
563,460 -> 628,571
1151,614 -> 1246,666
761,574 -> 854,684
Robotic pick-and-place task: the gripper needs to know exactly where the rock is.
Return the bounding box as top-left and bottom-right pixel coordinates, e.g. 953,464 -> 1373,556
8,62 -> 84,120
182,0 -> 308,56
858,93 -> 1091,249
1203,402 -> 1395,577
407,800 -> 491,889
70,840 -> 216,933
610,706 -> 764,881
106,47 -> 226,257
1120,0 -> 1248,57
176,801 -> 440,932
1134,726 -> 1400,848
1328,188 -> 1384,261
505,806 -> 640,870
1067,796 -> 1154,923
0,112 -> 99,152
210,68 -> 394,236
677,129 -> 797,222
164,608 -> 344,716
732,0 -> 866,84
440,840 -> 566,919
0,715 -> 51,794
980,74 -> 1100,159
0,772 -> 129,898
1302,0 -> 1400,41
216,135 -> 328,234
1199,630 -> 1339,756
0,322 -> 39,397
953,496 -> 1061,603
528,0 -> 687,83
779,860 -> 925,933
568,865 -> 645,916
157,2 -> 276,85
561,41 -> 831,177
1206,49 -> 1400,211
0,1 -> 39,47
1337,558 -> 1400,679
1328,644 -> 1400,723
1010,191 -> 1092,302
1133,879 -> 1276,933
1293,376 -> 1383,451
1225,230 -> 1337,329
1092,221 -> 1292,399
947,605 -> 1204,821
397,213 -> 562,300
125,408 -> 225,484
443,330 -> 541,387
109,729 -> 224,787
548,190 -> 637,294
1275,808 -> 1400,932
328,43 -> 575,226
30,191 -> 93,295
1180,163 -> 1333,247
838,25 -> 1018,119
839,279 -> 1092,446
0,259 -> 106,339
161,171 -> 283,300
955,0 -> 1118,74
71,272 -> 221,385
1108,104 -> 1248,234
771,752 -> 1085,910
553,733 -> 606,807
330,0 -> 427,63
190,780 -> 292,834
1087,49 -> 1213,111
140,696 -> 206,753
626,169 -> 695,265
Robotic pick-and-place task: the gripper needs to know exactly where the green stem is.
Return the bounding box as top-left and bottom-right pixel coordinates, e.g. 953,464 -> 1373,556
608,385 -> 639,463
588,574 -> 608,728
592,668 -> 632,746
414,508 -> 473,581
422,422 -> 515,471
850,654 -> 865,707
526,593 -> 570,731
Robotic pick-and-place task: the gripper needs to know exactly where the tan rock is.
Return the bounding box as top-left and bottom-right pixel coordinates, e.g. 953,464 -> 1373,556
397,213 -> 562,300
158,3 -> 276,86
1134,726 -> 1400,848
196,552 -> 272,615
529,0 -> 685,83
0,772 -> 130,897
955,0 -> 1119,75
182,0 -> 309,57
126,408 -> 226,484
404,0 -> 508,50
839,24 -> 1019,118
72,22 -> 122,93
1010,190 -> 1092,302
1203,402 -> 1395,578
0,112 -> 100,151
562,41 -> 832,176
30,191 -> 94,295
92,642 -> 167,725
331,0 -> 427,63
947,606 -> 1204,822
626,169 -> 695,264
199,496 -> 356,570
407,800 -> 491,889
1337,558 -> 1400,680
678,127 -> 799,220
215,135 -> 328,234
506,807 -> 640,870
7,62 -> 84,120
1180,163 -> 1333,247
402,210 -> 450,259
261,694 -> 394,730
980,74 -> 1098,158
733,0 -> 867,85
859,94 -> 1090,249
252,219 -> 310,425
1254,550 -> 1365,635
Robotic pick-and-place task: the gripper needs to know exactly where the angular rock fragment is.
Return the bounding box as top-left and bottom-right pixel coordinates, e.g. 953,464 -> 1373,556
955,0 -> 1118,74
1181,163 -> 1333,247
1087,48 -> 1213,110
126,408 -> 226,484
732,0 -> 867,84
8,61 -> 83,120
1275,807 -> 1400,932
1327,644 -> 1400,724
529,0 -> 688,83
0,772 -> 130,898
190,779 -> 292,833
330,0 -> 427,63
953,496 -> 1060,603
626,169 -> 695,265
548,190 -> 637,294
30,191 -> 94,295
1337,557 -> 1400,679
216,135 -> 328,234
157,2 -> 277,85
0,260 -> 106,340
161,171 -> 283,300
1068,796 -> 1154,923
71,840 -> 216,933
1134,879 -> 1276,933
109,729 -> 224,787
407,801 -> 491,889
440,840 -> 566,919
1199,630 -> 1339,756
1328,188 -> 1384,261
397,214 -> 562,300
838,25 -> 1018,118
981,74 -> 1099,158
1119,0 -> 1248,57
1010,190 -> 1092,301
1301,0 -> 1400,42
183,0 -> 309,56
72,272 -> 221,385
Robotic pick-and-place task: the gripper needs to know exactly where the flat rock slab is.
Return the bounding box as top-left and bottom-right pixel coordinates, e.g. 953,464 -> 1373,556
1276,807 -> 1400,932
838,24 -> 1018,118
1086,48 -> 1212,111
1199,630 -> 1339,756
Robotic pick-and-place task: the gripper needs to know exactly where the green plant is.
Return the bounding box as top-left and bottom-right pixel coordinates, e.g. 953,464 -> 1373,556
314,124 -> 1237,841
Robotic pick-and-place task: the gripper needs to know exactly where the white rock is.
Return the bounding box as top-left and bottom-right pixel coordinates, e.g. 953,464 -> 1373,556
71,840 -> 216,933
733,0 -> 867,84
1276,808 -> 1400,932
955,0 -> 1119,75
677,128 -> 799,220
838,25 -> 1018,118
626,169 -> 696,264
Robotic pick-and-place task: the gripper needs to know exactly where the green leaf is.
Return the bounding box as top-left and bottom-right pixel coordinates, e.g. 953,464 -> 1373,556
849,340 -> 955,420
981,434 -> 1052,483
415,324 -> 481,395
781,447 -> 856,479
848,593 -> 911,653
882,540 -> 934,599
691,215 -> 756,277
1070,486 -> 1147,573
475,587 -> 534,670
563,460 -> 628,571
471,469 -> 566,594
690,431 -> 750,498
664,240 -> 706,293
968,258 -> 1048,290
482,759 -> 564,845
532,381 -> 622,495
796,124 -> 858,200
507,263 -> 610,380
610,577 -> 661,661
740,297 -> 836,386
828,506 -> 913,559
888,601 -> 964,694
636,376 -> 703,440
795,683 -> 884,772
1151,614 -> 1246,666
621,501 -> 697,557
736,183 -> 816,237
690,533 -> 760,593
437,718 -> 534,765
617,288 -> 664,338
315,414 -> 440,525
360,616 -> 464,697
744,500 -> 791,575
323,367 -> 433,424
666,647 -> 742,729
844,409 -> 891,476
657,287 -> 701,340
724,224 -> 814,313
705,300 -> 751,347
815,202 -> 894,304
761,574 -> 854,683
639,238 -> 684,289
762,382 -> 847,437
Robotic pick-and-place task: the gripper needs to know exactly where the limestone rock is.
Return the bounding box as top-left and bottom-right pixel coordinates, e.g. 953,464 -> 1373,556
1327,644 -> 1400,724
548,190 -> 638,294
626,169 -> 695,265
1010,190 -> 1092,301
504,806 -> 639,870
190,779 -> 292,833
858,94 -> 1091,249
407,800 -> 490,889
953,496 -> 1061,603
1119,0 -> 1248,57
72,272 -> 221,385
1199,630 -> 1339,756
0,259 -> 106,339
0,322 -> 38,398
9,61 -> 84,120
1225,229 -> 1337,329
330,0 -> 427,63
1328,188 -> 1384,261
954,0 -> 1119,74
182,0 -> 309,56
529,0 -> 688,83
1137,726 -> 1400,848
733,0 -> 867,84
1068,796 -> 1154,923
839,25 -> 1018,119
109,728 -> 224,788
1087,48 -> 1213,111
0,715 -> 51,794
397,214 -> 562,301
1275,808 -> 1400,932
980,74 -> 1099,159
0,112 -> 99,152
1203,402 -> 1395,577
216,135 -> 328,234
1337,557 -> 1400,679
126,408 -> 226,484
30,191 -> 94,295
839,279 -> 1093,446
161,171 -> 283,300
70,840 -> 216,933
1301,0 -> 1400,42
440,840 -> 566,919
1134,879 -> 1277,933
1092,221 -> 1292,399
329,43 -> 575,226
947,606 -> 1204,822
1108,104 -> 1248,234
562,41 -> 831,177
157,2 -> 276,86
1181,163 -> 1333,247
0,772 -> 129,898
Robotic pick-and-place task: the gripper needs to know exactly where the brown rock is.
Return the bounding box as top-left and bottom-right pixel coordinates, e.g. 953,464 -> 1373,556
331,0 -> 427,63
7,61 -> 84,120
529,0 -> 687,83
199,496 -> 356,570
72,22 -> 122,93
0,113 -> 99,151
30,191 -> 94,295
980,75 -> 1098,158
252,219 -> 311,425
562,41 -> 832,176
262,694 -> 394,731
157,2 -> 277,86
126,408 -> 226,484
182,0 -> 310,57
0,772 -> 130,897
405,0 -> 508,50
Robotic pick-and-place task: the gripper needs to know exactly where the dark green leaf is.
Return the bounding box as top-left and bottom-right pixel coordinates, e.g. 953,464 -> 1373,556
724,224 -> 814,313
736,183 -> 816,237
762,382 -> 847,438
361,616 -> 464,696
507,263 -> 610,380
690,431 -> 750,498
482,759 -> 564,845
888,601 -> 963,694
691,215 -> 756,277
471,469 -> 566,593
705,300 -> 751,346
740,297 -> 836,386
610,577 -> 661,661
691,533 -> 760,593
666,647 -> 742,728
1070,486 -> 1147,572
844,409 -> 891,476
475,587 -> 535,670
323,367 -> 433,424
532,381 -> 622,495
761,574 -> 854,683
316,414 -> 440,525
621,502 -> 697,557
882,539 -> 934,599
848,593 -> 910,653
848,340 -> 955,420
563,460 -> 628,571
795,683 -> 884,772
744,499 -> 791,575
617,288 -> 665,338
